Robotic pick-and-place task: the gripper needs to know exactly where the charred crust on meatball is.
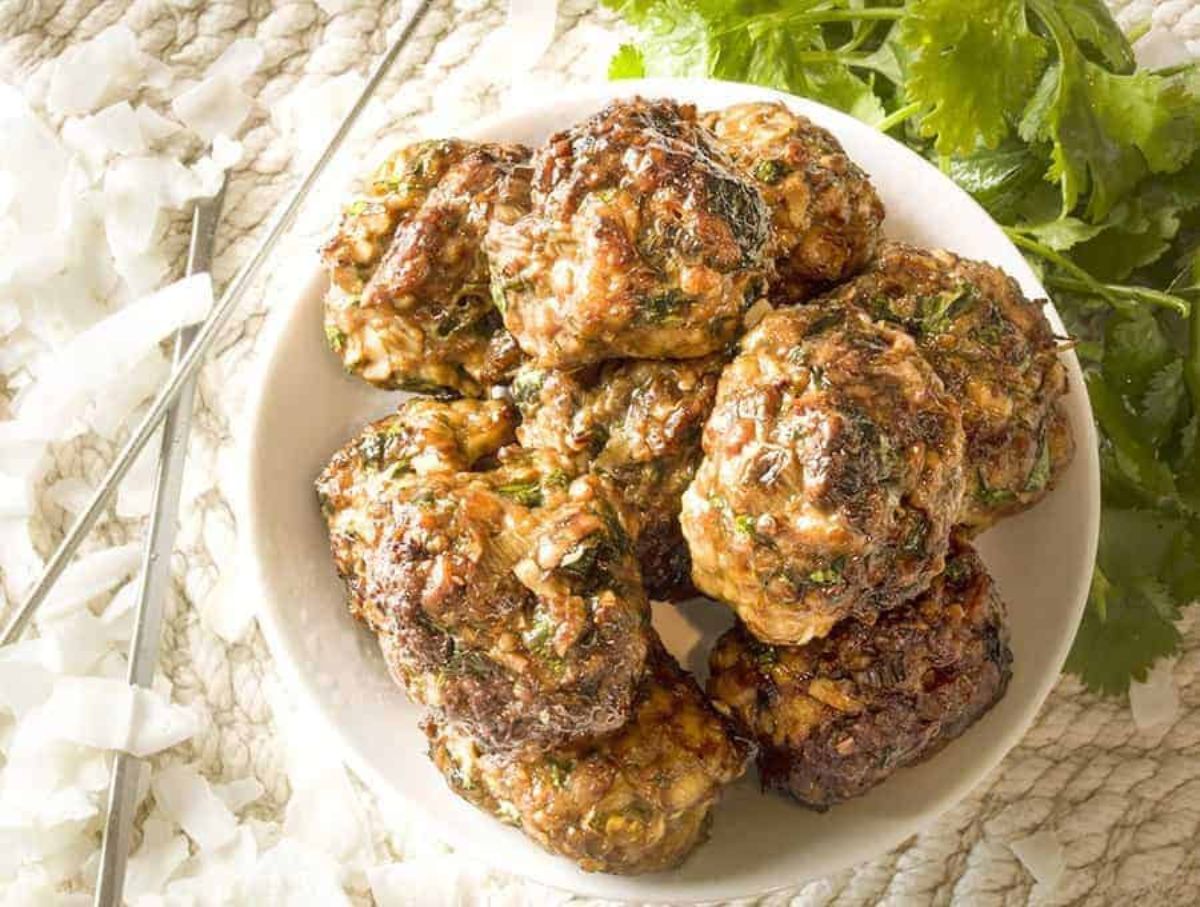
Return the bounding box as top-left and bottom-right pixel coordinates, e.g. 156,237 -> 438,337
707,540 -> 1011,810
486,97 -> 772,367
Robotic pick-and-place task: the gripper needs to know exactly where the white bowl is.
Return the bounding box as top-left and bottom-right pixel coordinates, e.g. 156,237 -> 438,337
238,78 -> 1100,902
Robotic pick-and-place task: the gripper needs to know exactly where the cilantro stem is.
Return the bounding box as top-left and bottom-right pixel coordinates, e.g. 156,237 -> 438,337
710,6 -> 903,38
1044,276 -> 1190,316
877,101 -> 922,134
1187,292 -> 1200,416
797,8 -> 905,22
1004,229 -> 1124,309
1125,18 -> 1153,44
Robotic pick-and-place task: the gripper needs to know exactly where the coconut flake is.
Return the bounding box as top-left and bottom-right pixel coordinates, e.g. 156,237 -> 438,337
40,676 -> 199,757
1129,658 -> 1179,731
0,646 -> 56,717
210,38 -> 266,83
16,274 -> 212,437
87,350 -> 169,438
125,821 -> 190,901
152,763 -> 239,850
244,838 -> 352,907
44,477 -> 93,514
211,134 -> 244,169
197,568 -> 255,644
1011,830 -> 1065,891
0,471 -> 36,517
163,825 -> 258,903
46,26 -> 165,116
36,544 -> 142,622
135,105 -> 184,144
0,85 -> 70,237
61,102 -> 147,175
171,74 -> 253,144
116,436 -> 163,519
368,858 -> 493,907
35,610 -> 121,673
213,776 -> 265,813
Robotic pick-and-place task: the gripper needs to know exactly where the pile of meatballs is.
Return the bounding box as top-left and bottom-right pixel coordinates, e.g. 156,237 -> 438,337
315,98 -> 1074,875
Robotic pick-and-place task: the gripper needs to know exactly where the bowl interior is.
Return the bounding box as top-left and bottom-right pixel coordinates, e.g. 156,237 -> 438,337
239,78 -> 1100,902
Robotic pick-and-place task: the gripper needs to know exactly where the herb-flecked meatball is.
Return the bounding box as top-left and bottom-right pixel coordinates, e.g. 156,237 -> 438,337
317,400 -> 652,754
426,644 -> 749,874
322,139 -> 529,396
316,397 -> 517,628
680,305 -> 966,645
702,102 -> 885,301
512,356 -> 724,599
708,541 -> 1011,810
486,98 -> 772,367
819,242 -> 1073,530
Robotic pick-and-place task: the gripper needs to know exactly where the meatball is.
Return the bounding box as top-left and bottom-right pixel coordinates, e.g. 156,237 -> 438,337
702,102 -> 885,301
322,139 -> 529,396
426,644 -> 749,874
486,97 -> 771,367
316,397 -> 517,627
512,356 -> 724,599
680,305 -> 966,645
819,242 -> 1073,530
316,400 -> 652,754
708,541 -> 1012,810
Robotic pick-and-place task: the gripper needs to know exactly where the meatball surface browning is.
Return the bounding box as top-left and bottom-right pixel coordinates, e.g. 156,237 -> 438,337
317,400 -> 652,754
681,305 -> 966,645
703,102 -> 885,301
513,356 -> 724,599
322,139 -> 529,396
427,645 -> 749,874
486,98 -> 771,366
708,541 -> 1011,810
820,242 -> 1073,530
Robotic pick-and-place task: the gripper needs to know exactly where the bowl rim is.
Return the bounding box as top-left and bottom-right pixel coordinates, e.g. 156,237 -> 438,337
236,76 -> 1101,903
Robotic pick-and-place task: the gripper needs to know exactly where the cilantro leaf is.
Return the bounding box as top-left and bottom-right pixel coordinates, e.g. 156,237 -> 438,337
1023,2 -> 1200,217
1102,309 -> 1173,400
1053,0 -> 1135,72
947,144 -> 1060,223
1072,167 -> 1200,280
1141,360 -> 1186,444
604,0 -> 886,123
608,43 -> 646,79
1066,571 -> 1181,695
1017,217 -> 1106,251
900,0 -> 1048,155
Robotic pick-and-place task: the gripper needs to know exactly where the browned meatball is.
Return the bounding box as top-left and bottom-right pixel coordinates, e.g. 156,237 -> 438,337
819,242 -> 1073,530
486,98 -> 771,367
708,541 -> 1011,810
680,305 -> 966,645
702,102 -> 885,301
316,400 -> 652,754
426,644 -> 749,874
316,397 -> 517,628
322,140 -> 529,396
512,356 -> 724,599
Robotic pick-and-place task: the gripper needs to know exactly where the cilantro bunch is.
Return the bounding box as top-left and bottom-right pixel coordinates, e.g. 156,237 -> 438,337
604,0 -> 1200,695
